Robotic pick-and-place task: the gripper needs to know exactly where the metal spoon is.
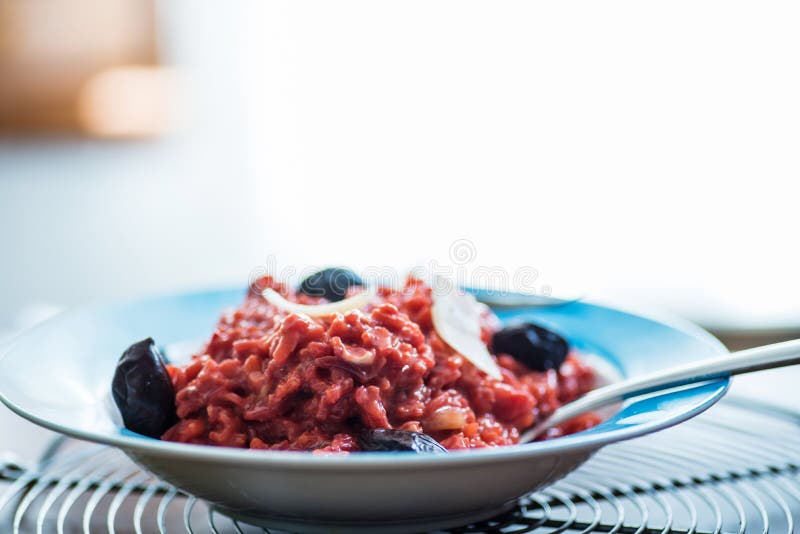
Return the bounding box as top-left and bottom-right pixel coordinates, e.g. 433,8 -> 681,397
519,338 -> 800,443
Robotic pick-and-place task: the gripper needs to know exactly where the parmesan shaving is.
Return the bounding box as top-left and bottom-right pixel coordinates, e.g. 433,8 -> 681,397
262,287 -> 374,317
431,279 -> 503,380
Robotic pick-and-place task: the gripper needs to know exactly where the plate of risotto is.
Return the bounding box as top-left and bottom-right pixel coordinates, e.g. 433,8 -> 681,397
0,267 -> 729,533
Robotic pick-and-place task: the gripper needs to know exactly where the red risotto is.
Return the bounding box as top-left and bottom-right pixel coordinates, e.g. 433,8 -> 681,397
162,277 -> 599,452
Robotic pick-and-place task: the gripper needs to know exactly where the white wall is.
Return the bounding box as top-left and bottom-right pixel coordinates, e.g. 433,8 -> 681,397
1,0 -> 798,331
238,1 -> 800,329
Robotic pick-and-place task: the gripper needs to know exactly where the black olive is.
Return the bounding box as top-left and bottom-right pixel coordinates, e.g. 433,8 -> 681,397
358,429 -> 448,453
491,322 -> 569,372
111,338 -> 177,438
156,345 -> 171,365
298,267 -> 364,302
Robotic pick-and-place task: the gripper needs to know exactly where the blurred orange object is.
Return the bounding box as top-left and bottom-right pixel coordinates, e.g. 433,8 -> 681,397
0,0 -> 170,137
77,65 -> 179,138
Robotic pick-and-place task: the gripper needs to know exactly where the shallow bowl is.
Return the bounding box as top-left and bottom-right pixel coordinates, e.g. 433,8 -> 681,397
0,288 -> 729,533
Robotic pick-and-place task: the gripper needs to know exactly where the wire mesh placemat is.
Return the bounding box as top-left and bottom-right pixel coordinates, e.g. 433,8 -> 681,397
1,397 -> 799,533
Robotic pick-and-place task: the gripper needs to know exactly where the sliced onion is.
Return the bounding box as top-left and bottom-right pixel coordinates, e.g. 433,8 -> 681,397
340,345 -> 376,366
262,287 -> 375,318
424,408 -> 468,431
431,279 -> 503,380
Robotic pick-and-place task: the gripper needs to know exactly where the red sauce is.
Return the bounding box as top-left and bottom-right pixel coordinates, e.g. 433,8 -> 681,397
162,277 -> 599,452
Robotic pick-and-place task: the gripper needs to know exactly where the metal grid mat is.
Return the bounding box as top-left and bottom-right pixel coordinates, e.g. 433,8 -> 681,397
2,398 -> 799,533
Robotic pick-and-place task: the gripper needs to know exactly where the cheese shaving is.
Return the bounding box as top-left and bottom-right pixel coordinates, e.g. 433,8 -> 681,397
262,287 -> 375,317
431,279 -> 503,380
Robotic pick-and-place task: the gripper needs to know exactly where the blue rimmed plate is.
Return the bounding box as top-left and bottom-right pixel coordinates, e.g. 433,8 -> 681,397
0,288 -> 728,533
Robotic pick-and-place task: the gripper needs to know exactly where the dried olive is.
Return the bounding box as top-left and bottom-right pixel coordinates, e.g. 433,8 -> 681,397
491,322 -> 569,372
111,338 -> 177,438
299,267 -> 363,302
359,429 -> 447,453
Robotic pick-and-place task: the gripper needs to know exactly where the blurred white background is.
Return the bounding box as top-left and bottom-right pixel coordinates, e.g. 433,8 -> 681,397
1,0 -> 799,336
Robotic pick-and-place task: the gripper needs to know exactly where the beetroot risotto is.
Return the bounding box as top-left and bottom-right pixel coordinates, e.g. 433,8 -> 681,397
143,273 -> 600,453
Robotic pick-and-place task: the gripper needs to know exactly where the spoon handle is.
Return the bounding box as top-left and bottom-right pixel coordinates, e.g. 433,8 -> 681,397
520,338 -> 800,443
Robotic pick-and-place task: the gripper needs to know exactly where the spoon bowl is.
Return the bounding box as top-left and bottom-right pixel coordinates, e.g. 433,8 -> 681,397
521,337 -> 800,443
